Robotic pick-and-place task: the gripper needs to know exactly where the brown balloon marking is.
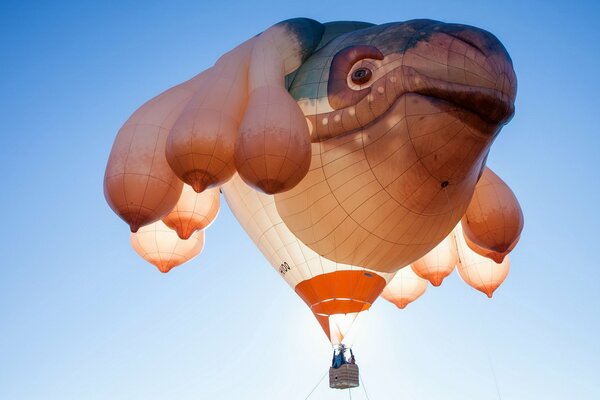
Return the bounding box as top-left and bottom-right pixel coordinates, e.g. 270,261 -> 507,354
327,45 -> 384,110
464,233 -> 517,264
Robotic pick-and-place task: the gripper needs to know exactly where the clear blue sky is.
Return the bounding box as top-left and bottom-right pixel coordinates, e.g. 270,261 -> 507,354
1,0 -> 599,399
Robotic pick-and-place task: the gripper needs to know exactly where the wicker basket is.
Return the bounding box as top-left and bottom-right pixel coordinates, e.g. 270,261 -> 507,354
329,364 -> 359,389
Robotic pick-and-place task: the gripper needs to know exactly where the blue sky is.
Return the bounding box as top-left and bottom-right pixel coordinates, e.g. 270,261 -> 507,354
1,0 -> 599,399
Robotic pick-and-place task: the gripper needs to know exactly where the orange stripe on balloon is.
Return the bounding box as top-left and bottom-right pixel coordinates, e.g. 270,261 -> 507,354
294,270 -> 386,315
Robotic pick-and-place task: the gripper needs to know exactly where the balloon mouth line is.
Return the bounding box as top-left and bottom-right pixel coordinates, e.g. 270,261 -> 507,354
403,66 -> 515,125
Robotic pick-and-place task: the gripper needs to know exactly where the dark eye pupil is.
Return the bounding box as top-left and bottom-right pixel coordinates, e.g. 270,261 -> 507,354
351,68 -> 372,84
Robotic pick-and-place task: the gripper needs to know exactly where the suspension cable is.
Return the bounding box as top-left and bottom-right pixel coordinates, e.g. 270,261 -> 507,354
304,370 -> 328,400
360,374 -> 371,400
488,354 -> 502,400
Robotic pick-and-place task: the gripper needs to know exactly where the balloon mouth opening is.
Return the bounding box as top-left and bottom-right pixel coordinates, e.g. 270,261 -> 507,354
315,64 -> 514,145
404,66 -> 515,125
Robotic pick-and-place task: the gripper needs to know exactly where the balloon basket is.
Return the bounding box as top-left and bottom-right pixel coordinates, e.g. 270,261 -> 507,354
329,364 -> 359,389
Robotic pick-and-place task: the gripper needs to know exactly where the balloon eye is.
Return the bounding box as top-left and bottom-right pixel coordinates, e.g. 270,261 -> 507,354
351,68 -> 372,84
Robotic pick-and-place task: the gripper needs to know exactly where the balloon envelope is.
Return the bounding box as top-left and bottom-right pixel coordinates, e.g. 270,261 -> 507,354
104,78 -> 205,232
454,224 -> 509,298
162,185 -> 220,239
381,266 -> 428,309
130,220 -> 205,273
411,235 -> 458,286
165,40 -> 254,193
461,167 -> 523,262
236,85 -> 311,194
222,174 -> 394,345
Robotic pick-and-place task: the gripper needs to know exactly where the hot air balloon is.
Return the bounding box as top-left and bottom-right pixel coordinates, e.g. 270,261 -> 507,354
454,224 -> 510,298
104,17 -> 522,391
223,174 -> 393,344
381,266 -> 428,309
222,173 -> 394,388
461,167 -> 523,263
410,235 -> 458,286
161,185 -> 220,240
130,220 -> 205,273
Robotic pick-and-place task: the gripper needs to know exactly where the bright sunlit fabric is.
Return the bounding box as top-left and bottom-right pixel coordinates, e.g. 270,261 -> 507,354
410,235 -> 458,287
381,266 -> 428,309
130,220 -> 205,273
161,185 -> 220,240
223,174 -> 393,344
454,224 -> 510,298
